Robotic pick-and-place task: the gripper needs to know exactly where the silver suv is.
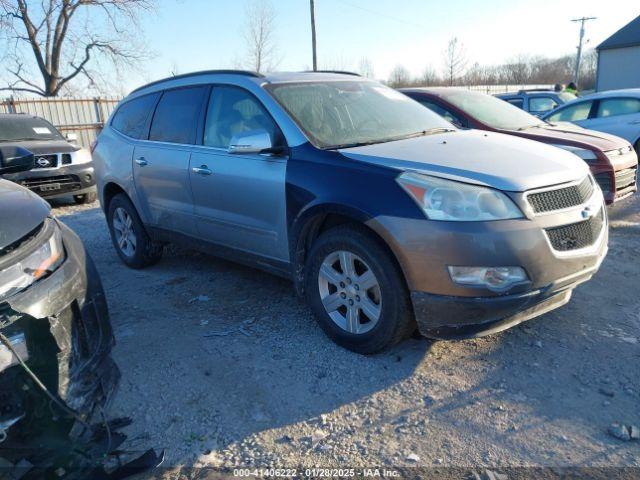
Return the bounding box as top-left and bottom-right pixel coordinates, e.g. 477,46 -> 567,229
93,71 -> 607,353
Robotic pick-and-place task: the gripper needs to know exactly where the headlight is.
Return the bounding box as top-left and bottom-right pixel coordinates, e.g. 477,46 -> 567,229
397,172 -> 523,221
73,148 -> 92,164
552,145 -> 598,163
0,221 -> 65,302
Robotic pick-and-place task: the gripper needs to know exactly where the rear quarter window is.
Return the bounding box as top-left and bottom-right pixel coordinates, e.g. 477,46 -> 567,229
111,93 -> 160,139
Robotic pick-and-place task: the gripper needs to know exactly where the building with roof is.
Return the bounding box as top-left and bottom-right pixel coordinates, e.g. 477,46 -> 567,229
596,15 -> 640,91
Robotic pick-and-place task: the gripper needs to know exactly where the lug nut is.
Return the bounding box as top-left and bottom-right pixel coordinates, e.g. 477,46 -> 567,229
354,284 -> 360,291
340,281 -> 345,288
340,292 -> 346,299
348,299 -> 354,306
346,278 -> 352,284
355,295 -> 360,302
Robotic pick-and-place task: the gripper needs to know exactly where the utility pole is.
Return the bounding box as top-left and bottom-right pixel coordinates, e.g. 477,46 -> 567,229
310,0 -> 318,71
572,16 -> 596,85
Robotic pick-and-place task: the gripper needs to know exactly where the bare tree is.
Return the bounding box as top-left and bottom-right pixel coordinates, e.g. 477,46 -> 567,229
357,57 -> 375,78
442,37 -> 467,86
419,65 -> 440,86
387,64 -> 411,88
243,0 -> 280,74
0,0 -> 155,96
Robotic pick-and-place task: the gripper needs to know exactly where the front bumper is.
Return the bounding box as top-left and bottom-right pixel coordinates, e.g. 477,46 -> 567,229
370,186 -> 609,338
0,220 -> 119,458
2,162 -> 97,199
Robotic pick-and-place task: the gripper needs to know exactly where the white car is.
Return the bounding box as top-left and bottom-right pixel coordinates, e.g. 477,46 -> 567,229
543,89 -> 640,153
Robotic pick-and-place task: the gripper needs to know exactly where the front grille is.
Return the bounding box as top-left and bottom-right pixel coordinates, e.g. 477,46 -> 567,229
21,175 -> 81,195
545,208 -> 604,252
33,154 -> 58,169
615,167 -> 637,192
527,176 -> 594,213
594,173 -> 612,194
61,153 -> 72,165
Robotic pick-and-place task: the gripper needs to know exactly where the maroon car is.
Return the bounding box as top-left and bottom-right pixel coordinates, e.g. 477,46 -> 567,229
401,88 -> 638,204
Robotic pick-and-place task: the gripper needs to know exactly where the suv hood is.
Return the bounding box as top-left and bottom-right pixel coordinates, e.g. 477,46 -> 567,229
512,122 -> 629,151
0,179 -> 50,251
340,130 -> 589,192
0,139 -> 78,155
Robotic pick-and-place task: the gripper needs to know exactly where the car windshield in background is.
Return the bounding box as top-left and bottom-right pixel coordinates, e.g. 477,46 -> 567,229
266,81 -> 454,149
0,116 -> 64,142
446,91 -> 543,130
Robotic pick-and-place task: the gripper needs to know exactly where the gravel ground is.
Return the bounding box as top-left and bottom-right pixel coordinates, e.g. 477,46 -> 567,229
50,194 -> 640,476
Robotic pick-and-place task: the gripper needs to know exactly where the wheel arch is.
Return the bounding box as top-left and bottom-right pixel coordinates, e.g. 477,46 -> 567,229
290,203 -> 409,297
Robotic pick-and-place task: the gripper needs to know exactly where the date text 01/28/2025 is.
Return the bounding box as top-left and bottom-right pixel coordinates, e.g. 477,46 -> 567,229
232,468 -> 401,477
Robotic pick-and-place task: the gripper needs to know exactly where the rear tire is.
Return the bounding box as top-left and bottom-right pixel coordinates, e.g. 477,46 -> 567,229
305,224 -> 415,354
107,193 -> 163,268
73,191 -> 97,204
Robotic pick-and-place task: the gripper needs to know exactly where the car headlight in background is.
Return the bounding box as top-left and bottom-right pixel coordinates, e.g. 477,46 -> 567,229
73,148 -> 93,164
397,172 -> 523,221
0,221 -> 65,302
552,145 -> 598,163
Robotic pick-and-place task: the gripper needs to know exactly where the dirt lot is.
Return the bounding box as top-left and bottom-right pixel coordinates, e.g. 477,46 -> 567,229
51,194 -> 640,474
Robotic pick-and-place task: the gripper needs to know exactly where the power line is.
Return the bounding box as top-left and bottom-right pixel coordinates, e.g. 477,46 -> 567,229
335,0 -> 428,31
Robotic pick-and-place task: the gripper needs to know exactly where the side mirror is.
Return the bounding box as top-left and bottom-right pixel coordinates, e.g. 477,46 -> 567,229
0,146 -> 34,174
228,129 -> 273,155
66,132 -> 78,142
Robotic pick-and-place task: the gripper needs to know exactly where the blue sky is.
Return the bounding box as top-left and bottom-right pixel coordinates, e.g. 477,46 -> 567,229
130,0 -> 638,90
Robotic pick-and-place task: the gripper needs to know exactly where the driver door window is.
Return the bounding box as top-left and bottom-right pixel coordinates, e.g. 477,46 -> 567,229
528,97 -> 558,114
419,100 -> 465,127
547,101 -> 593,123
203,86 -> 281,148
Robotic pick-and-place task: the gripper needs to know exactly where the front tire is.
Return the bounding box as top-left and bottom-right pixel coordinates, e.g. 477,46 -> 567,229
305,225 -> 415,354
107,193 -> 163,268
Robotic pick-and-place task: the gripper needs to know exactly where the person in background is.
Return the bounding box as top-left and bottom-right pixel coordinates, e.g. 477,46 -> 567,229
565,82 -> 578,95
554,83 -> 564,92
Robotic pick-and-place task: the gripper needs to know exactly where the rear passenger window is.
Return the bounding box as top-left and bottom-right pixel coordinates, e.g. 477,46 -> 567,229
111,93 -> 159,139
203,86 -> 281,149
149,87 -> 208,144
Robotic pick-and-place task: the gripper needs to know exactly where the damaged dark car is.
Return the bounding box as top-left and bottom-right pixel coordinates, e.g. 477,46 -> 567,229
0,146 -> 161,478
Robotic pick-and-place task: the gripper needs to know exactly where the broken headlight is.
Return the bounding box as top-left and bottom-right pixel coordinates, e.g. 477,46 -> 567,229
0,220 -> 65,302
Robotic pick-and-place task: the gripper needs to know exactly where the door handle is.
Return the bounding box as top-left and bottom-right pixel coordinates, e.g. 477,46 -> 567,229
135,157 -> 148,166
192,165 -> 213,175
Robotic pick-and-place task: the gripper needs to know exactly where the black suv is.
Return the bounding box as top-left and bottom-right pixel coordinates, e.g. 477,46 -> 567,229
0,113 -> 97,204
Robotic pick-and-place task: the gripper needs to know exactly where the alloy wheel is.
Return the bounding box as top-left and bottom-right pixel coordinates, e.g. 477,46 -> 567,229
318,250 -> 382,334
112,207 -> 137,257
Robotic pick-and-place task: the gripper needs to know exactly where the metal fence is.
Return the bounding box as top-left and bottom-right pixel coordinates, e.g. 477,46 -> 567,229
0,97 -> 121,148
463,84 -> 553,94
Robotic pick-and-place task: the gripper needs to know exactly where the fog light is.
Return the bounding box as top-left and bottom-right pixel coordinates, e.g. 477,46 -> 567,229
448,266 -> 528,292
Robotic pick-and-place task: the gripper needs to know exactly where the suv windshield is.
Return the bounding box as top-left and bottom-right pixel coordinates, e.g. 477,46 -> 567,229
446,91 -> 543,130
266,81 -> 454,149
0,116 -> 64,142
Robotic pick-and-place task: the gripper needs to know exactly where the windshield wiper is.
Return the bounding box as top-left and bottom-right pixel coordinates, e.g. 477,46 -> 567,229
325,128 -> 456,150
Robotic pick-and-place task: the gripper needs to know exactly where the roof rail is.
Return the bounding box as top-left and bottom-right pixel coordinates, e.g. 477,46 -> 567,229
303,70 -> 361,76
130,70 -> 264,94
517,88 -> 554,94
